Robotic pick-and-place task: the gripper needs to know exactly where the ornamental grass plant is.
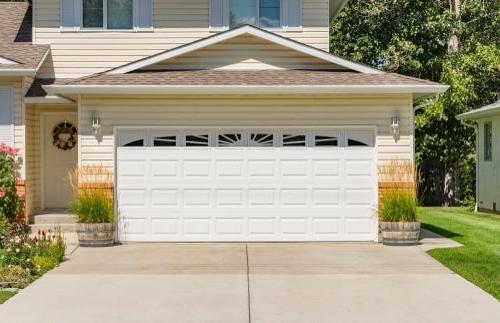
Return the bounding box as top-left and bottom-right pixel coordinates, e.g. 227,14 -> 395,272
378,160 -> 419,222
68,166 -> 115,224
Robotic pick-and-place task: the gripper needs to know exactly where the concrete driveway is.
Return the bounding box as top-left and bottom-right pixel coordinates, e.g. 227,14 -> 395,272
1,240 -> 499,323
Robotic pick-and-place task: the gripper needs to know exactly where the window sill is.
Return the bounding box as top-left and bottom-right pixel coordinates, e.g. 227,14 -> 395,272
60,28 -> 154,33
208,26 -> 302,33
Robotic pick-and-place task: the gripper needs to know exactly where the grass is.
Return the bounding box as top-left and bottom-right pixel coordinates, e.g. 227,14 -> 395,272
419,207 -> 500,300
0,290 -> 16,304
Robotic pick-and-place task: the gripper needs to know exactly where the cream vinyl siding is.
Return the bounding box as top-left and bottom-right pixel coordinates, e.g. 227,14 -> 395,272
143,34 -> 342,70
0,78 -> 25,179
34,0 -> 329,78
79,94 -> 413,168
24,104 -> 77,216
477,116 -> 500,212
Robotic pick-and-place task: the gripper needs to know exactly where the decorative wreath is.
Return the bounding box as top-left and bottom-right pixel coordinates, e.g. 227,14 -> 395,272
52,121 -> 78,151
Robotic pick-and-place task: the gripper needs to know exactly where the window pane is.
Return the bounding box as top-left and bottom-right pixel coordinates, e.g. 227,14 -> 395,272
315,135 -> 338,147
123,139 -> 144,147
107,0 -> 133,29
185,134 -> 210,147
347,139 -> 369,147
283,134 -> 306,146
259,0 -> 280,28
83,0 -> 104,28
154,136 -> 177,147
218,133 -> 244,147
249,133 -> 274,147
484,122 -> 492,161
230,0 -> 256,28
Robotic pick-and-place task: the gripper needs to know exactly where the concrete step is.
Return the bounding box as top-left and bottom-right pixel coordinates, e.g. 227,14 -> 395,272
32,213 -> 76,225
30,223 -> 77,234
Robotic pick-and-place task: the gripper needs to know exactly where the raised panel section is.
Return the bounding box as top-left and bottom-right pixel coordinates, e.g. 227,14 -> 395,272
216,218 -> 244,235
312,189 -> 340,206
313,160 -> 340,177
119,161 -> 146,177
183,160 -> 211,177
216,160 -> 243,177
345,189 -> 373,206
281,160 -> 308,177
281,218 -> 308,235
248,189 -> 275,206
151,218 -> 178,235
248,218 -> 276,234
119,189 -> 146,206
216,189 -> 243,206
281,189 -> 308,206
151,189 -> 178,206
313,218 -> 341,235
184,189 -> 211,206
151,160 -> 178,177
184,218 -> 211,235
248,160 -> 275,176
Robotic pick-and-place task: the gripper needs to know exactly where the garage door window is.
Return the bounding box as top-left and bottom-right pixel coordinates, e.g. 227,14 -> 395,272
283,134 -> 306,146
122,139 -> 144,147
346,132 -> 374,147
185,134 -> 210,146
153,135 -> 177,147
249,133 -> 274,147
314,135 -> 338,147
218,133 -> 244,146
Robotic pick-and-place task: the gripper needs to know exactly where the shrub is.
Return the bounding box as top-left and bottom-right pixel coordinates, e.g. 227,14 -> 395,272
0,144 -> 20,221
379,189 -> 419,222
70,190 -> 114,223
1,228 -> 66,275
32,256 -> 59,274
0,265 -> 31,289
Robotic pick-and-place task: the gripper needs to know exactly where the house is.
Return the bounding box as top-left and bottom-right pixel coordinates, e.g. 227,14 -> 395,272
457,100 -> 500,214
0,1 -> 447,242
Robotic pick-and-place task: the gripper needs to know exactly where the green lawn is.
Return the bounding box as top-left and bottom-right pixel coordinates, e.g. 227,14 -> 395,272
419,207 -> 500,300
0,290 -> 16,304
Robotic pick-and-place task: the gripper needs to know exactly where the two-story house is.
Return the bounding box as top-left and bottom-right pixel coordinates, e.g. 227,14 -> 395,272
0,1 -> 447,242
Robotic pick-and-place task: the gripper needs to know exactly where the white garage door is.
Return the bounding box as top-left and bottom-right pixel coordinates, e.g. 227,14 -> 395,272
117,129 -> 377,242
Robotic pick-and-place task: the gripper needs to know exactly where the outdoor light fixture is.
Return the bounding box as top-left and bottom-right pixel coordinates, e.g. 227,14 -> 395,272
91,111 -> 101,135
390,115 -> 400,140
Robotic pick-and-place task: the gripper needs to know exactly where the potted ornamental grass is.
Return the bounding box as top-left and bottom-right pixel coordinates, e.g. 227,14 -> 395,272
378,160 -> 420,245
69,167 -> 115,247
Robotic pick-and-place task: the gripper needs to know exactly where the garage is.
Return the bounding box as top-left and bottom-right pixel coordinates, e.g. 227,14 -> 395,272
116,128 -> 377,242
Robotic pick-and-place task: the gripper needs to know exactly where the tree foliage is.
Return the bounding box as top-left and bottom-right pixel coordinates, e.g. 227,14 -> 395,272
330,0 -> 500,205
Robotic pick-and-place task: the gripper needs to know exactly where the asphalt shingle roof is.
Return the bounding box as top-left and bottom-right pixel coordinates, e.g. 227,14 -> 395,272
0,2 -> 49,70
61,70 -> 440,87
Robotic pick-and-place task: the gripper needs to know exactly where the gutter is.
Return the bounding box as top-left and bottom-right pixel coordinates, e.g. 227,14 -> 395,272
24,95 -> 74,104
44,84 -> 449,95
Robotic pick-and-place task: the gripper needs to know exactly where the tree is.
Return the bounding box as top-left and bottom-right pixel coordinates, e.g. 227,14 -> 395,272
330,0 -> 500,206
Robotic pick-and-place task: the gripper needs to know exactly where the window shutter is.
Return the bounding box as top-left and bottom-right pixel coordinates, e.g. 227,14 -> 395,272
285,0 -> 302,30
60,0 -> 81,30
210,0 -> 228,30
0,88 -> 14,146
134,0 -> 153,30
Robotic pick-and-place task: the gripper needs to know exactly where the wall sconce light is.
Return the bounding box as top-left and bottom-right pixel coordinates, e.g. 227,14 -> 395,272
390,115 -> 400,141
91,111 -> 101,135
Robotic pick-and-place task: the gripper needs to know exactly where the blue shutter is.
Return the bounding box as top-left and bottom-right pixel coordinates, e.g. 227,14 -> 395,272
210,0 -> 228,30
60,0 -> 76,29
286,0 -> 302,30
0,88 -> 14,146
134,0 -> 153,30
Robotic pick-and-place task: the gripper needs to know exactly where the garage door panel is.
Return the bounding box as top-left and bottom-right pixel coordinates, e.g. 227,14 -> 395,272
117,129 -> 377,242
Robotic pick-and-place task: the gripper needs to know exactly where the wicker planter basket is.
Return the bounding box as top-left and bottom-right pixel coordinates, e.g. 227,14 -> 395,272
380,221 -> 421,245
77,223 -> 115,247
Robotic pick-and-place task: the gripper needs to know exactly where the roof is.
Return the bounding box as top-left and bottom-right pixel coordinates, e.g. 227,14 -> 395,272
457,100 -> 500,120
43,70 -> 448,98
108,25 -> 383,75
0,2 -> 49,76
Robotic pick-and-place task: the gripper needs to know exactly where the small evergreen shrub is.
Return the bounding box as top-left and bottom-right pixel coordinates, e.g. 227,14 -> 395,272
379,189 -> 419,222
70,190 -> 114,223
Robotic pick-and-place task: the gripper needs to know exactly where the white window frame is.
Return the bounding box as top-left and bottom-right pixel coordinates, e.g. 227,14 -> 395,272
79,0 -> 151,32
227,0 -> 284,31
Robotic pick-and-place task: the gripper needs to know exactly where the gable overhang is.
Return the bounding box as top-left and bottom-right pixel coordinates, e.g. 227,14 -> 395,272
457,101 -> 500,120
0,69 -> 36,77
44,84 -> 448,98
108,25 -> 383,75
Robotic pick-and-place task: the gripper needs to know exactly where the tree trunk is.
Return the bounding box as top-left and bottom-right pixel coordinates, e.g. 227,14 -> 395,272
443,165 -> 461,206
448,0 -> 461,53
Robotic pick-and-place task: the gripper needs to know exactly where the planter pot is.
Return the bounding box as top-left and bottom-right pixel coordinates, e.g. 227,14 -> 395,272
77,223 -> 115,247
380,221 -> 421,245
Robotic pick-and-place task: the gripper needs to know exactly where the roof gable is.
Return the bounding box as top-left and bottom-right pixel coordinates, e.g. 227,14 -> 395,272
141,34 -> 345,71
109,25 -> 383,75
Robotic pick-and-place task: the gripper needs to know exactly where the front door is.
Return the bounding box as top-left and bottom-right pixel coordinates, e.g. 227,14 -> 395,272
42,113 -> 78,209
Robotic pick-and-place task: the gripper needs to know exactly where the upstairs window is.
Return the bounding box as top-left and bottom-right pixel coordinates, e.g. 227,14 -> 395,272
229,0 -> 281,28
82,0 -> 133,30
484,121 -> 493,161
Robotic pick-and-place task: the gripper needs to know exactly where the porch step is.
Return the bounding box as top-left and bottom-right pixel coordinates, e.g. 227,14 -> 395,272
32,213 -> 77,225
30,223 -> 77,233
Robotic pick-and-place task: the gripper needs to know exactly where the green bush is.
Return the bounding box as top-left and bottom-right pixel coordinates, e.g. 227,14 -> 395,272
32,255 -> 59,274
70,190 -> 114,223
379,189 -> 419,222
0,145 -> 20,221
0,266 -> 31,289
